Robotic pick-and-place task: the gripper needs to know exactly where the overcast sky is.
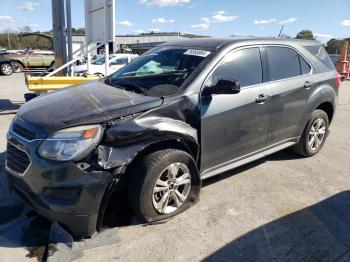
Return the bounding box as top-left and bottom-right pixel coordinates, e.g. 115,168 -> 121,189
0,0 -> 349,42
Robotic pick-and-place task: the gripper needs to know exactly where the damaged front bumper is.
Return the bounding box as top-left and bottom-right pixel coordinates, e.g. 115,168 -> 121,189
6,129 -> 113,237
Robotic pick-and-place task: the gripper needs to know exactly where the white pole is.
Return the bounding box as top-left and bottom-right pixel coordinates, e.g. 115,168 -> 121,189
105,43 -> 109,76
87,44 -> 91,74
104,0 -> 109,76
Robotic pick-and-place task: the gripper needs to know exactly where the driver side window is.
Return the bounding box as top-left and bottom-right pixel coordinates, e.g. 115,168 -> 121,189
209,47 -> 263,88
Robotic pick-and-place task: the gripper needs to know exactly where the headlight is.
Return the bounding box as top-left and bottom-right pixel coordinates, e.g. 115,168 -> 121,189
38,125 -> 103,161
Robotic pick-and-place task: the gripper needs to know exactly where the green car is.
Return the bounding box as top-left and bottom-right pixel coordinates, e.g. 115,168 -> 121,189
0,48 -> 54,72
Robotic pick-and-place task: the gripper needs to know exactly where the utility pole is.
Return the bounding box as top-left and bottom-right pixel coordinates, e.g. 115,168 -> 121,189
51,0 -> 67,76
66,0 -> 73,74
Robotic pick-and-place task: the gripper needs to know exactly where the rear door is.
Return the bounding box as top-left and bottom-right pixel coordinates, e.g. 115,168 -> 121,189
200,47 -> 271,172
261,46 -> 314,145
26,51 -> 44,67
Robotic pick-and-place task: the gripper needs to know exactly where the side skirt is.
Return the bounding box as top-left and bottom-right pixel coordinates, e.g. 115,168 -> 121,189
200,137 -> 299,180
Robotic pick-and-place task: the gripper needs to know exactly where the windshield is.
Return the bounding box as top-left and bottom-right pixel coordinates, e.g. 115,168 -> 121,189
92,55 -> 115,65
107,46 -> 212,97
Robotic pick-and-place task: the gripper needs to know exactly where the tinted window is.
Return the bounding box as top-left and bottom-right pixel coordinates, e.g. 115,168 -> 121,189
266,47 -> 301,81
211,48 -> 262,87
299,55 -> 311,74
305,45 -> 335,69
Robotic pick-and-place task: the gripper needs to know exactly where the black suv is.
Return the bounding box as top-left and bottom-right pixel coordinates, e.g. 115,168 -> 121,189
6,38 -> 339,236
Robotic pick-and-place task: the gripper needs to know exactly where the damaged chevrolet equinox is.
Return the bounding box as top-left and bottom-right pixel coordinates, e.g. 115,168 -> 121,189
6,38 -> 339,236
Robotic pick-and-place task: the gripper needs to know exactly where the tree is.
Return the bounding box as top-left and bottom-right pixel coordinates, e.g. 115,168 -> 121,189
296,30 -> 315,40
326,38 -> 350,54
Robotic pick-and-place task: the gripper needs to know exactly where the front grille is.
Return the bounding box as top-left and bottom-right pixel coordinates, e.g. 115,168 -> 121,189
13,124 -> 36,140
5,143 -> 31,176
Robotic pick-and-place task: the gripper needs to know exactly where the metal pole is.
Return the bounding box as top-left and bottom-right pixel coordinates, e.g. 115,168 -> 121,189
51,0 -> 67,76
278,25 -> 284,38
66,0 -> 73,75
104,0 -> 109,76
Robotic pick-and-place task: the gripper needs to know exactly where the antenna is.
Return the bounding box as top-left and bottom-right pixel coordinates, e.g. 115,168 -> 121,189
278,25 -> 284,37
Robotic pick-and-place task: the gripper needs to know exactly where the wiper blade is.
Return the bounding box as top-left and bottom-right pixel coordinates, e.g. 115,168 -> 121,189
106,78 -> 146,95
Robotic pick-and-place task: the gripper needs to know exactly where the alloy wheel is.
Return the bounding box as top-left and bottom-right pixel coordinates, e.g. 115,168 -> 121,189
152,162 -> 191,214
308,118 -> 326,151
2,64 -> 12,75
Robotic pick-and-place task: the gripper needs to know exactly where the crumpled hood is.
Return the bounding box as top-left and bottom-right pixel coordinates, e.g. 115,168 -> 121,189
17,80 -> 163,134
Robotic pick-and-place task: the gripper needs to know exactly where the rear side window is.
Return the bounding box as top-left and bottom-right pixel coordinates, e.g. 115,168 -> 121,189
299,56 -> 311,74
304,45 -> 335,69
266,47 -> 301,81
211,48 -> 262,87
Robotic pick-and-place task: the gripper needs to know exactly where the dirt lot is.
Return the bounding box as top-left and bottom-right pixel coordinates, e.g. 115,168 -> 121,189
1,73 -> 350,261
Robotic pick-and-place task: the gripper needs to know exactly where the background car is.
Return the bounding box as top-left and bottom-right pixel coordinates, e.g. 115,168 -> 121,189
0,48 -> 55,72
74,53 -> 138,76
0,58 -> 14,76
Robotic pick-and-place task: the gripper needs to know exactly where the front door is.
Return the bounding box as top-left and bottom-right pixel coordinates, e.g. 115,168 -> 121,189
200,47 -> 271,172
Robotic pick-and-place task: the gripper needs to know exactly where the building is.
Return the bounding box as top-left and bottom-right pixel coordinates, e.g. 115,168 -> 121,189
72,33 -> 200,55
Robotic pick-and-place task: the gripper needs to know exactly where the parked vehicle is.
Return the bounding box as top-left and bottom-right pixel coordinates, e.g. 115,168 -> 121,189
0,58 -> 14,76
0,48 -> 54,72
74,53 -> 138,76
6,38 -> 339,236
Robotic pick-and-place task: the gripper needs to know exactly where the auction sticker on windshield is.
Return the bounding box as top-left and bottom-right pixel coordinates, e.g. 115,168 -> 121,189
184,49 -> 211,57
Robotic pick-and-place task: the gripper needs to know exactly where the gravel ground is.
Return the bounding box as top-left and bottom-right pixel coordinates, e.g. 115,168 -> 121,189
1,74 -> 350,261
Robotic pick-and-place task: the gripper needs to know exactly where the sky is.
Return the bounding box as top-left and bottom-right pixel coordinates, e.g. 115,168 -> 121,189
0,0 -> 349,43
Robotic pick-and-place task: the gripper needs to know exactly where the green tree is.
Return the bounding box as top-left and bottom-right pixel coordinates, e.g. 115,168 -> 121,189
296,30 -> 315,40
326,38 -> 350,54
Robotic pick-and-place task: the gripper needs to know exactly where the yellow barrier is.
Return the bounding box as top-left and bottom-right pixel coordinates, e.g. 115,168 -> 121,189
26,75 -> 100,92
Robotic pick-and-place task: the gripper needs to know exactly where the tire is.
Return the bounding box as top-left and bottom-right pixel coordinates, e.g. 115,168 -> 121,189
11,61 -> 23,73
128,149 -> 201,223
0,63 -> 13,76
293,109 -> 329,157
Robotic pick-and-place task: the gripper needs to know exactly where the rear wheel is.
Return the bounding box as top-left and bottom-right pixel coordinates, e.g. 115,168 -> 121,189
11,61 -> 23,73
128,149 -> 201,222
293,109 -> 329,157
0,63 -> 13,76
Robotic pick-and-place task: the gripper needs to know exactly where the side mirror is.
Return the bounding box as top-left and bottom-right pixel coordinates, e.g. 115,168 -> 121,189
207,78 -> 241,95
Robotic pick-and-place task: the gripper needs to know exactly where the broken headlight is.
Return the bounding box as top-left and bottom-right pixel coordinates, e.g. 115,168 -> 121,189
38,125 -> 103,161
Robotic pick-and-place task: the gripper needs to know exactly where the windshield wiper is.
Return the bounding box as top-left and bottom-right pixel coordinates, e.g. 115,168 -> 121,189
105,77 -> 146,95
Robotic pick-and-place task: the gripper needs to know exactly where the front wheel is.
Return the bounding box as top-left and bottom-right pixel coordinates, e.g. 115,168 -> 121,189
128,149 -> 201,223
0,63 -> 13,75
293,109 -> 329,157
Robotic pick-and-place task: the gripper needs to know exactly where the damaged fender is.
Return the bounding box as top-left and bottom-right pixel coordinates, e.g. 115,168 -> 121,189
97,96 -> 200,172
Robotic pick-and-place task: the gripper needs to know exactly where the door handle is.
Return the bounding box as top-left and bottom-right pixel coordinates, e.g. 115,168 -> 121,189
256,94 -> 270,103
304,81 -> 313,89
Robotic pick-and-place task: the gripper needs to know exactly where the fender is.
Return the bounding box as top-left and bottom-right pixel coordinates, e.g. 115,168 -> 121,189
297,78 -> 337,137
97,95 -> 200,172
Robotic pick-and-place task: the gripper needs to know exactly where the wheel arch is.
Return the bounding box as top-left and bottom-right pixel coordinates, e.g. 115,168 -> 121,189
10,59 -> 25,67
96,136 -> 200,231
316,101 -> 334,123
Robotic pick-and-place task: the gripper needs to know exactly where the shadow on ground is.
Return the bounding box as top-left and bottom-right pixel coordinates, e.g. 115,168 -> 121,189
204,190 -> 350,261
0,99 -> 24,115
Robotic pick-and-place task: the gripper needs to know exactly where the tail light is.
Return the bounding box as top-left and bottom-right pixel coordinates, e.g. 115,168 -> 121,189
336,73 -> 341,88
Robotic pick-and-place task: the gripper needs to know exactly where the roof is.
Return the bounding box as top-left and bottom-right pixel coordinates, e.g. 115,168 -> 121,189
161,37 -> 321,50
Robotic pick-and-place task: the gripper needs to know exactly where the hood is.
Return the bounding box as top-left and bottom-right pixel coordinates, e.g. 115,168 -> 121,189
17,80 -> 163,135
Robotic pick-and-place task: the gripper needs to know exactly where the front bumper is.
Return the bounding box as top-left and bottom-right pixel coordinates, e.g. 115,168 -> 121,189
6,124 -> 112,237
